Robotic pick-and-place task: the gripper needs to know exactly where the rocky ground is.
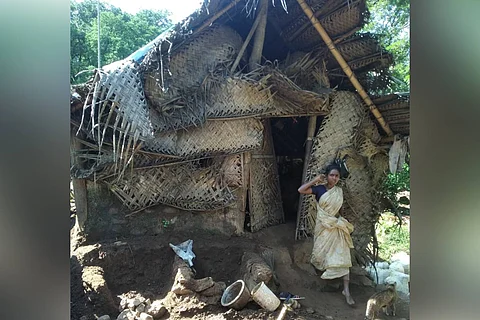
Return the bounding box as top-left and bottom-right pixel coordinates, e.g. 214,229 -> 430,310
70,221 -> 409,320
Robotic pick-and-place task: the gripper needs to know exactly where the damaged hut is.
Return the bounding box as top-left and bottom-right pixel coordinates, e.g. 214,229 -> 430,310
70,0 -> 410,266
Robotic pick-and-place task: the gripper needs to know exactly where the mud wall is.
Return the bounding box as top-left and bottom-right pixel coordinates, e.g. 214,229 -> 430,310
83,181 -> 245,243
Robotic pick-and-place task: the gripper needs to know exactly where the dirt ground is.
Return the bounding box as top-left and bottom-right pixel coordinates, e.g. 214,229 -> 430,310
71,221 -> 409,320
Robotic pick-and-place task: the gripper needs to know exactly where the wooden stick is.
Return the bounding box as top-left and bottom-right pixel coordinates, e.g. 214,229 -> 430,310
194,0 -> 243,35
295,115 -> 317,240
230,2 -> 266,73
248,0 -> 268,72
71,127 -> 88,231
295,0 -> 394,136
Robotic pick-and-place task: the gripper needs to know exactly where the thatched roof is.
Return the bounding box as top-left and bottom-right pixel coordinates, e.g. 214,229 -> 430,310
70,0 -> 409,213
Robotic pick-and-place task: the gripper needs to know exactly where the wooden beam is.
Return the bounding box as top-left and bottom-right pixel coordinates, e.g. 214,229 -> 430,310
70,128 -> 88,231
295,115 -> 317,239
230,1 -> 266,73
193,0 -> 244,35
295,0 -> 394,136
249,0 -> 268,71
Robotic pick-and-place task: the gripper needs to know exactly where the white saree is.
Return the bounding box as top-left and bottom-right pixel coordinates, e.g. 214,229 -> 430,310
310,186 -> 354,279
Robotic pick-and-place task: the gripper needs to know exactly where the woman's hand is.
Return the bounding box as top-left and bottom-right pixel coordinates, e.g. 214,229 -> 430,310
313,174 -> 326,184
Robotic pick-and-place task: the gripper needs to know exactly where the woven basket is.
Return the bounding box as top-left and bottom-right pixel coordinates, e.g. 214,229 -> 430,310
107,156 -> 239,212
142,118 -> 264,158
205,76 -> 274,118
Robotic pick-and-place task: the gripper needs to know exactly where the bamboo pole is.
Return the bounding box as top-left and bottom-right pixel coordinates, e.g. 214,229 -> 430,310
248,0 -> 268,71
295,0 -> 394,136
194,0 -> 244,35
230,2 -> 267,73
295,115 -> 317,239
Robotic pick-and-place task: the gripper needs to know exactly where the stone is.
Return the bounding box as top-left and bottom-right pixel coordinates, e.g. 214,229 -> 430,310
326,316 -> 334,320
117,309 -> 135,320
127,297 -> 145,309
306,307 -> 315,314
199,281 -> 226,297
136,302 -> 146,313
139,313 -> 154,320
147,300 -> 167,319
80,316 -> 87,320
389,261 -> 405,274
98,316 -> 111,320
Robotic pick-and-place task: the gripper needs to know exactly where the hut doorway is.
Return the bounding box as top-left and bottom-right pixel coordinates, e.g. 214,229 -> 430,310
270,117 -> 322,223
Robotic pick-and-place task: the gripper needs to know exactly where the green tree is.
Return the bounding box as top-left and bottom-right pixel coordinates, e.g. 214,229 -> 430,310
70,0 -> 173,84
363,0 -> 410,93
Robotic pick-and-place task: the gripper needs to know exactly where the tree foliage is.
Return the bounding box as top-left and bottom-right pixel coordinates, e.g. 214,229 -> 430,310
70,0 -> 173,84
382,162 -> 410,217
363,0 -> 410,93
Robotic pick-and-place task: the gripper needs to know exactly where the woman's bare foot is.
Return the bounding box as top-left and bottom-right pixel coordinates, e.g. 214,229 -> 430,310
342,290 -> 355,305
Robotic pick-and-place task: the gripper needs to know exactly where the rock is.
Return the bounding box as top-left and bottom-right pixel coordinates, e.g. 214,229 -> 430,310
199,281 -> 226,297
98,316 -> 111,320
389,261 -> 405,274
326,316 -> 334,320
80,316 -> 87,320
81,266 -> 117,313
306,307 -> 315,314
136,302 -> 146,313
147,300 -> 167,319
185,277 -> 215,292
391,251 -> 410,265
375,261 -> 389,269
117,309 -> 135,320
127,297 -> 145,309
139,313 -> 154,320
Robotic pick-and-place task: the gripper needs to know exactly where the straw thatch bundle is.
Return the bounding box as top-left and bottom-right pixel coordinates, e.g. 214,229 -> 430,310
142,24 -> 243,132
280,51 -> 329,91
264,68 -> 330,117
107,155 -> 242,212
142,118 -> 264,158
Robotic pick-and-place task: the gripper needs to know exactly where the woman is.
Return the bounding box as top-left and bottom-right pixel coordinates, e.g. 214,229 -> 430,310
298,164 -> 355,305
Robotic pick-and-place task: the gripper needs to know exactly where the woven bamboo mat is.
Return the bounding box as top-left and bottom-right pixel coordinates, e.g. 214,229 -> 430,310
249,121 -> 285,232
285,0 -> 368,50
205,76 -> 275,118
296,91 -> 364,238
107,155 -> 242,212
142,118 -> 264,158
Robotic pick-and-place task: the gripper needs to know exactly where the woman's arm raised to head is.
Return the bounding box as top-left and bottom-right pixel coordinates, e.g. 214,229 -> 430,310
298,174 -> 325,194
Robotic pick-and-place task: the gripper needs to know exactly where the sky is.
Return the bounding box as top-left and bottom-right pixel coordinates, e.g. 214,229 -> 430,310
100,0 -> 204,23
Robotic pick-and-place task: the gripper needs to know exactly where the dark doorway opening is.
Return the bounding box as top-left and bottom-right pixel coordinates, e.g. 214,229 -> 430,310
270,117 -> 322,223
